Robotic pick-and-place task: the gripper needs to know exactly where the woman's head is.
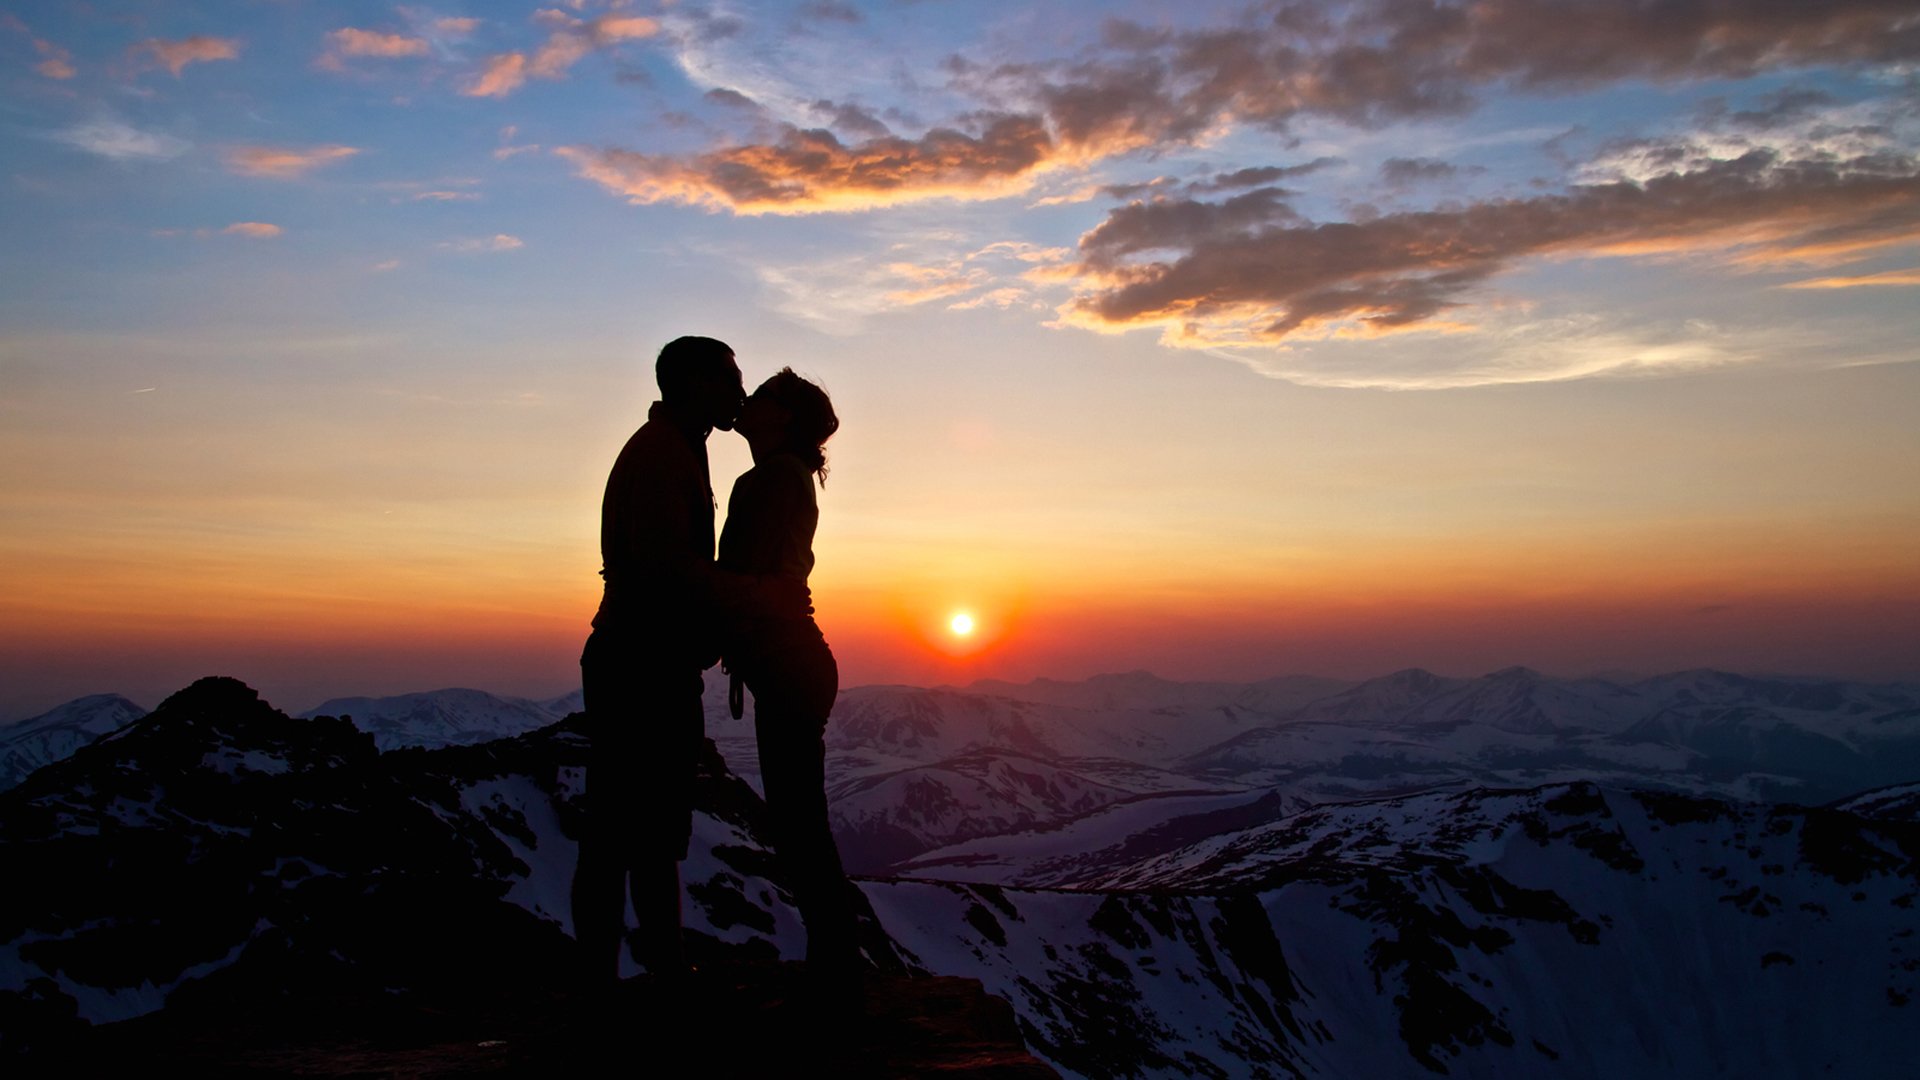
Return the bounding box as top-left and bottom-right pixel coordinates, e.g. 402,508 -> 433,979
741,368 -> 838,485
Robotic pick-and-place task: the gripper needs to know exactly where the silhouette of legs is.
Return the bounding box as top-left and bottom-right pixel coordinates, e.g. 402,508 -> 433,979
749,641 -> 861,980
572,630 -> 703,985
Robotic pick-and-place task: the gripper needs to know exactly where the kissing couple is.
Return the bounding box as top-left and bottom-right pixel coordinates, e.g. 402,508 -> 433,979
571,336 -> 860,999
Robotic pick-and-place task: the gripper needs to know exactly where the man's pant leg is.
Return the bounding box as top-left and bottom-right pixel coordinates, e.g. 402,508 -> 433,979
572,629 -> 704,981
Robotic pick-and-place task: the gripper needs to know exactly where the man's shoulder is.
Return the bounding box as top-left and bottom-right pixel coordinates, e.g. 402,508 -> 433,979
613,416 -> 699,472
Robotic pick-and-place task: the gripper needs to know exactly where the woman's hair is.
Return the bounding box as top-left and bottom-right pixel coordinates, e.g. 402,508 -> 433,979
759,367 -> 838,485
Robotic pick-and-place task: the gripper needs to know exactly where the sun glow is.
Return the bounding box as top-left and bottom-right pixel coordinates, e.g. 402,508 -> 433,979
949,612 -> 975,636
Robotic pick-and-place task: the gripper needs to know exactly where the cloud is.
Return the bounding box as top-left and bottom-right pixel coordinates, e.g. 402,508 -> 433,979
154,222 -> 285,239
750,238 -> 1060,331
1380,157 -> 1460,186
441,234 -> 523,253
588,16 -> 662,44
1013,0 -> 1920,146
494,124 -> 541,159
705,87 -> 761,110
1060,148 -> 1920,347
578,0 -> 1920,218
1192,160 -> 1340,193
434,17 -> 480,36
1,15 -> 71,78
319,28 -> 430,70
799,1 -> 862,24
810,100 -> 891,139
1221,314 -> 1757,390
6,17 -> 76,79
974,241 -> 1073,264
413,190 -> 481,201
223,144 -> 360,178
462,11 -> 660,97
1781,267 -> 1920,289
557,113 -> 1057,214
464,53 -> 528,97
129,36 -> 240,77
949,287 -> 1039,311
370,259 -> 402,273
882,260 -> 990,304
51,119 -> 191,161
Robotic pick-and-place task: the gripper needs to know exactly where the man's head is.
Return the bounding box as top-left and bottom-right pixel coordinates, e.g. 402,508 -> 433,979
655,335 -> 745,431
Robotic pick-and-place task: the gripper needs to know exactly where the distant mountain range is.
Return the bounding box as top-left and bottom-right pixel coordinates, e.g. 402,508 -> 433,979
295,687 -> 585,751
5,672 -> 1915,1076
0,693 -> 148,791
829,667 -> 1920,874
10,667 -> 1920,879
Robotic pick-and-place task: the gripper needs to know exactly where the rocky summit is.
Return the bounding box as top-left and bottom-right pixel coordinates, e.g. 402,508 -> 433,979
0,676 -> 1004,1073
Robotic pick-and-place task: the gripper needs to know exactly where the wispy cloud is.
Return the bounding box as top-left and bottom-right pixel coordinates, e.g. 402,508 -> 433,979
798,1 -> 862,24
318,27 -> 430,71
1781,268 -> 1920,289
493,125 -> 540,160
949,287 -> 1041,312
557,113 -> 1056,214
1379,157 -> 1464,188
52,119 -> 190,161
153,222 -> 284,239
462,11 -> 659,98
464,53 -> 528,98
128,36 -> 240,77
440,234 -> 523,253
2,15 -> 76,79
750,238 -> 1061,331
223,144 -> 360,179
1216,313 -> 1758,390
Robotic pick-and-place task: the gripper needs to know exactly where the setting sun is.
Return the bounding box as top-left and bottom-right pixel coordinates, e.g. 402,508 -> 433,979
950,613 -> 975,636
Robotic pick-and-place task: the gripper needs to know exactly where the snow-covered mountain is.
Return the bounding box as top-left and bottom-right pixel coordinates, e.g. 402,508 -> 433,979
0,693 -> 146,791
806,667 -> 1920,874
1181,666 -> 1920,808
963,670 -> 1352,716
6,674 -> 1919,1076
11,667 -> 1920,884
297,686 -> 585,750
874,782 -> 1920,1077
893,788 -> 1309,886
829,682 -> 1283,764
826,749 -> 1243,873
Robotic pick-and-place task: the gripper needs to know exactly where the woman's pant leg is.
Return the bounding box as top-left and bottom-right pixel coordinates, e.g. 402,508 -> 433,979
750,643 -> 858,966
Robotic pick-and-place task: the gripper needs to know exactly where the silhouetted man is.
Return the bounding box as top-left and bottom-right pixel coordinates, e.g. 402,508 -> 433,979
572,335 -> 744,985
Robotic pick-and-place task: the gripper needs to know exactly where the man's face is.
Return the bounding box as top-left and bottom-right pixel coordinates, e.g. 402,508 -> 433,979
703,358 -> 747,432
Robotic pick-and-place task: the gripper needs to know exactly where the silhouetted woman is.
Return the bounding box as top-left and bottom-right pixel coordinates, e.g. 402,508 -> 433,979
718,368 -> 861,987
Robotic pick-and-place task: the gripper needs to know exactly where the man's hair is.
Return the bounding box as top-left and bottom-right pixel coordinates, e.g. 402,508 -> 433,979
655,336 -> 735,397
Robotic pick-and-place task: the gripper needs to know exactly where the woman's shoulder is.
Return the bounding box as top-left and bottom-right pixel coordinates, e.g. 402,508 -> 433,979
734,454 -> 815,503
746,453 -> 816,487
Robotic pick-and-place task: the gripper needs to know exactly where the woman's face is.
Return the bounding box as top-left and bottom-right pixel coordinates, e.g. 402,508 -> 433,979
738,382 -> 791,446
